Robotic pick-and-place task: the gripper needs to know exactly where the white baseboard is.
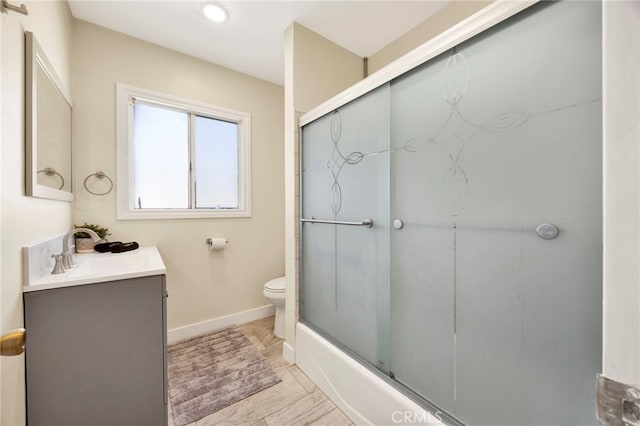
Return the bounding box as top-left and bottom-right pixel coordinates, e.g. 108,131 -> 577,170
167,304 -> 275,344
283,341 -> 295,364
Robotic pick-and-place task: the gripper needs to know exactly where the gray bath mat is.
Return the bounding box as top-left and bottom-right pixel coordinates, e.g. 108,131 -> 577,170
168,326 -> 282,426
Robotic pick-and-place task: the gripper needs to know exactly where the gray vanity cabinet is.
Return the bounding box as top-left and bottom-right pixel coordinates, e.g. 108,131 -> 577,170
24,275 -> 167,426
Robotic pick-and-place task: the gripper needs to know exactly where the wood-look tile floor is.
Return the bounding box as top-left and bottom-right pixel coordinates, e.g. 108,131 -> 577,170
168,316 -> 354,426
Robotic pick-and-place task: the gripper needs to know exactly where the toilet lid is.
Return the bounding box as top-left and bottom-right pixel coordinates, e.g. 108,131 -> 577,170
265,277 -> 285,293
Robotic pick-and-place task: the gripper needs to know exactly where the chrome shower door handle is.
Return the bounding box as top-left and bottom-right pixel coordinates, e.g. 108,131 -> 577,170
301,217 -> 374,228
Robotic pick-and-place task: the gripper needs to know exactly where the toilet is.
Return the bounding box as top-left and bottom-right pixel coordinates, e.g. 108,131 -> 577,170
263,277 -> 285,338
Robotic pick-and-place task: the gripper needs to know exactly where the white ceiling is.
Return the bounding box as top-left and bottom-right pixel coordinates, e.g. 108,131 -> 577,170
68,1 -> 450,86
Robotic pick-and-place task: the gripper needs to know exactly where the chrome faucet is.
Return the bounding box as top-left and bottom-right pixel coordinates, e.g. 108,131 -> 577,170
60,228 -> 101,270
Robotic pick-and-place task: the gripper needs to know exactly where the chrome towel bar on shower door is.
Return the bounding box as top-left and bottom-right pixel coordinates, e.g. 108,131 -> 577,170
300,218 -> 374,228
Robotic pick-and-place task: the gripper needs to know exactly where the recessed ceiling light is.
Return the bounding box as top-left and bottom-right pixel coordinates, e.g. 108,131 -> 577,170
201,2 -> 228,24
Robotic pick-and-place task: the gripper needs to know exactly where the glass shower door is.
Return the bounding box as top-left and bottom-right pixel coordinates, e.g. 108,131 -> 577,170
390,1 -> 602,425
300,84 -> 391,371
388,50 -> 457,412
454,2 -> 602,425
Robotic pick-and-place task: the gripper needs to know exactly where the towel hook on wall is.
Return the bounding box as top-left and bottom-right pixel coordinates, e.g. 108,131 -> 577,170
1,0 -> 28,15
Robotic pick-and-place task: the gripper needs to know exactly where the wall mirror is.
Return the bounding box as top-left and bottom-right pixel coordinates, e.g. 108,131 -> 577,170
25,31 -> 74,201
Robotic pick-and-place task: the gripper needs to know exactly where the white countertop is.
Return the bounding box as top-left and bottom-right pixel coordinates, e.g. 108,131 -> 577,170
23,246 -> 166,292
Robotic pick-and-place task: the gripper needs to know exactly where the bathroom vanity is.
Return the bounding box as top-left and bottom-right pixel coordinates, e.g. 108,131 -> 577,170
22,245 -> 167,426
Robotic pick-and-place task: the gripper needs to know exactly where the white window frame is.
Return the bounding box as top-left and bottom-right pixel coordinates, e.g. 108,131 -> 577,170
116,83 -> 251,219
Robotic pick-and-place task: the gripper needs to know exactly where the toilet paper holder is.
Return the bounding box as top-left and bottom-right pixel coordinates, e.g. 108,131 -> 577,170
205,238 -> 228,244
205,237 -> 228,250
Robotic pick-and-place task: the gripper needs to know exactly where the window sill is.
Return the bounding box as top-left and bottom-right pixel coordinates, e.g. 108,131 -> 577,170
117,208 -> 251,220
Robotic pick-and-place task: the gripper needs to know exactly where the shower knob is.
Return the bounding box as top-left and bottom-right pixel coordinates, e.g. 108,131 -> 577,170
393,219 -> 404,230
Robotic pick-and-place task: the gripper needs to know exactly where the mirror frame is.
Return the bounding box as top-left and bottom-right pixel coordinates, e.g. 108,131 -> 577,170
25,31 -> 74,202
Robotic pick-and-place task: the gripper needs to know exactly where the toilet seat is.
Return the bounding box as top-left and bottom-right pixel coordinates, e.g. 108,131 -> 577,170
264,277 -> 285,293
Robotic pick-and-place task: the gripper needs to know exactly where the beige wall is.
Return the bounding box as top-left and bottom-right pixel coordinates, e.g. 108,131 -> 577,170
368,0 -> 492,74
288,23 -> 363,114
72,20 -> 285,331
283,23 -> 363,357
1,2 -> 74,424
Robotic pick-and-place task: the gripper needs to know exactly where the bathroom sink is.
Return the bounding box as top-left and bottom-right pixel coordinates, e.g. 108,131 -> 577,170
85,253 -> 150,275
24,246 -> 166,292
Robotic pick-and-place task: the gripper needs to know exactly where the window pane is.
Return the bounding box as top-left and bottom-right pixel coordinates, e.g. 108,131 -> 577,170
194,115 -> 238,208
133,103 -> 189,209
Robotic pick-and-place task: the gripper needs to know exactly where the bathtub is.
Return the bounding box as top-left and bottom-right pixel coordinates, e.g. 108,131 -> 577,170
295,323 -> 447,425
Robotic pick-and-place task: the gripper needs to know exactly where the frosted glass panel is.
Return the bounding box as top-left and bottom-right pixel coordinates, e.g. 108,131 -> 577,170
454,2 -> 602,425
301,85 -> 390,369
390,1 -> 601,424
389,50 -> 456,411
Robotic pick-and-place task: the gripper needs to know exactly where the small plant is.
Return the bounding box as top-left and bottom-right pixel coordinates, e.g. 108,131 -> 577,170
74,223 -> 111,240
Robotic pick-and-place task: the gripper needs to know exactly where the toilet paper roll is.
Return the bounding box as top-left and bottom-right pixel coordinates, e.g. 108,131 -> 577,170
207,237 -> 227,251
